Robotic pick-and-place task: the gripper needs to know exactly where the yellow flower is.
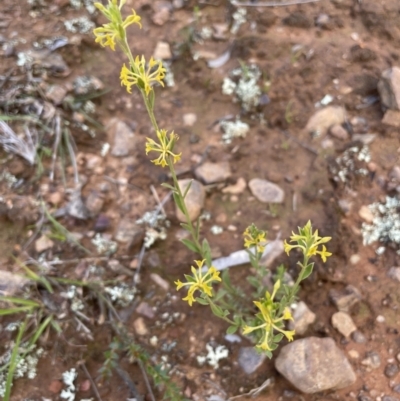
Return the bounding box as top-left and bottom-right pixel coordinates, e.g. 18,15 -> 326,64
145,129 -> 181,168
284,220 -> 332,262
93,1 -> 142,51
175,260 -> 221,306
243,224 -> 267,254
120,56 -> 165,96
242,280 -> 295,351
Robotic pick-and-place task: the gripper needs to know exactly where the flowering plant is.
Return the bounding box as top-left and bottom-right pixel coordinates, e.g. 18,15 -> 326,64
93,0 -> 332,355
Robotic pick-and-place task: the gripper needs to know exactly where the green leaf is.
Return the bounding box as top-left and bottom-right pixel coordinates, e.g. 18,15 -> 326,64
180,223 -> 191,232
0,296 -> 40,307
273,333 -> 284,343
161,183 -> 176,192
195,297 -> 209,305
4,319 -> 27,401
209,301 -> 224,318
0,306 -> 34,316
226,325 -> 238,335
246,276 -> 260,289
301,263 -> 314,280
182,180 -> 193,199
202,239 -> 212,266
173,192 -> 185,214
148,89 -> 155,111
29,315 -> 53,347
181,239 -> 199,253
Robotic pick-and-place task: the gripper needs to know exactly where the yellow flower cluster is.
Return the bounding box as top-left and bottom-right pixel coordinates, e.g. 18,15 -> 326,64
145,129 -> 181,168
93,0 -> 141,51
243,224 -> 267,254
242,280 -> 295,351
284,220 -> 332,262
120,56 -> 166,96
175,260 -> 221,306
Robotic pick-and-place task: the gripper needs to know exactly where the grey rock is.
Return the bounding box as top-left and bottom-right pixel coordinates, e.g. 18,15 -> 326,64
351,330 -> 367,344
382,397 -> 400,401
384,363 -> 399,378
176,179 -> 205,222
114,219 -> 144,247
305,106 -> 346,137
329,285 -> 362,312
0,270 -> 29,296
67,188 -> 90,219
358,395 -> 372,401
238,346 -> 267,375
388,267 -> 400,282
73,75 -> 104,96
331,311 -> 357,338
288,301 -> 316,335
275,337 -> 356,394
195,161 -> 231,184
108,118 -> 137,157
85,190 -> 104,216
137,302 -> 155,319
249,178 -> 284,203
361,351 -> 381,370
393,383 -> 400,393
378,67 -> 400,110
352,133 -> 377,145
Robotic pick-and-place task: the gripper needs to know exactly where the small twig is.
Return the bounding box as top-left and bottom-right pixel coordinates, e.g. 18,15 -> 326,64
115,366 -> 144,401
0,68 -> 15,91
150,184 -> 166,217
138,359 -> 156,401
63,128 -> 79,185
281,130 -> 318,155
81,362 -> 104,401
231,0 -> 320,6
50,114 -> 62,181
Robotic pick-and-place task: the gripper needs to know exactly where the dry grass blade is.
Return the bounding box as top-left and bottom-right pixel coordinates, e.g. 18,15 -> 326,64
0,120 -> 37,164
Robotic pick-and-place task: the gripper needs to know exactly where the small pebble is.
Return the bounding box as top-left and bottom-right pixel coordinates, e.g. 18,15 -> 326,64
376,315 -> 385,323
384,363 -> 399,378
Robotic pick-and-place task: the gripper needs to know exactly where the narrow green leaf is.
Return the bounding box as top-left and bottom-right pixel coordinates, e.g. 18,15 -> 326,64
226,325 -> 238,335
182,179 -> 193,199
209,302 -> 223,318
173,192 -> 185,214
4,320 -> 27,401
29,315 -> 53,347
195,297 -> 209,305
0,296 -> 40,307
195,217 -> 201,241
301,263 -> 314,280
273,333 -> 284,343
148,89 -> 155,111
202,239 -> 212,266
246,276 -> 260,289
181,239 -> 200,253
0,306 -> 33,316
161,183 -> 176,191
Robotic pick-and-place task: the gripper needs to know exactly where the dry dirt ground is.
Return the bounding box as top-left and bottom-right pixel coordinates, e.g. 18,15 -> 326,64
0,0 -> 400,400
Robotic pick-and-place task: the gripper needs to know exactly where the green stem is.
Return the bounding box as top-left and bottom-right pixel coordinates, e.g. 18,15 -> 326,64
167,158 -> 203,255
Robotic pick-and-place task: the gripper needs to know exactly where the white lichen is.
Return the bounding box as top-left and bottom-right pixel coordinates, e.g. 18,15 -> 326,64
64,17 -> 95,34
197,343 -> 229,369
222,64 -> 262,112
231,8 -> 247,34
220,120 -> 250,144
361,196 -> 400,253
210,225 -> 223,235
105,283 -> 136,307
91,233 -> 118,255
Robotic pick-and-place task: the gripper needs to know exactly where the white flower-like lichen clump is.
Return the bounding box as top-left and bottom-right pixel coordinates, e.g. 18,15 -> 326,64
220,120 -> 250,144
91,233 -> 118,255
105,283 -> 136,307
361,196 -> 400,254
0,345 -> 44,397
222,64 -> 262,112
196,343 -> 229,369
